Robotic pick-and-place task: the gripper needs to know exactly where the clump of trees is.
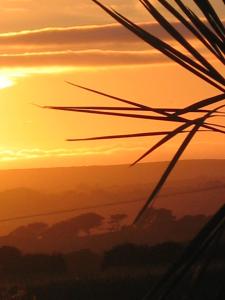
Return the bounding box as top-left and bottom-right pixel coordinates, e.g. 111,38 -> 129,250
108,214 -> 127,231
42,212 -> 105,239
102,242 -> 184,270
0,246 -> 66,279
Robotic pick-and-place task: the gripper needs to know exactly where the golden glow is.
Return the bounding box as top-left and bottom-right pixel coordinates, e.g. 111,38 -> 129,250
0,0 -> 223,170
0,75 -> 14,89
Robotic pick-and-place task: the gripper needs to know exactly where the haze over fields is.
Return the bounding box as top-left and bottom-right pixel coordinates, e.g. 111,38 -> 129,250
0,1 -> 224,299
0,159 -> 224,236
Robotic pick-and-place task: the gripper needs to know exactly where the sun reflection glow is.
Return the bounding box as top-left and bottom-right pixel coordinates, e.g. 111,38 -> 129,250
0,75 -> 14,89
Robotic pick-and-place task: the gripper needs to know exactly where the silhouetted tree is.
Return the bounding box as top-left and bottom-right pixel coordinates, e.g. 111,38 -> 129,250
9,222 -> 48,239
0,246 -> 22,276
71,213 -> 105,235
102,242 -> 184,270
65,249 -> 101,275
137,207 -> 176,231
108,214 -> 127,231
22,254 -> 66,276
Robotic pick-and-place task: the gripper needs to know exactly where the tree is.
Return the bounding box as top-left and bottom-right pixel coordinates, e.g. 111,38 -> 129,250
43,213 -> 104,241
0,246 -> 21,264
102,242 -> 184,269
137,207 -> 175,228
68,213 -> 104,235
43,0 -> 225,225
108,213 -> 127,231
65,249 -> 101,275
22,254 -> 66,276
9,222 -> 48,239
0,246 -> 22,276
44,1 -> 225,298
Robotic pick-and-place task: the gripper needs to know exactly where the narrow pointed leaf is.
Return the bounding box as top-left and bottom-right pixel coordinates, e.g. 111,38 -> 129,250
66,81 -> 150,110
188,8 -> 225,52
158,0 -> 225,63
133,122 -> 202,225
41,104 -> 225,134
40,105 -> 222,114
194,0 -> 225,40
92,0 -> 225,92
67,129 -> 209,142
130,116 -> 204,167
134,103 -> 223,224
140,0 -> 225,84
174,93 -> 225,116
175,0 -> 225,55
205,122 -> 225,129
130,113 -> 225,167
201,104 -> 225,134
67,131 -> 172,142
204,124 -> 225,134
42,105 -> 175,121
143,204 -> 225,299
65,81 -> 184,119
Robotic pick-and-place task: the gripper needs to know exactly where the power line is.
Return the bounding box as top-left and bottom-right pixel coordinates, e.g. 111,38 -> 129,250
0,198 -> 142,223
0,185 -> 224,223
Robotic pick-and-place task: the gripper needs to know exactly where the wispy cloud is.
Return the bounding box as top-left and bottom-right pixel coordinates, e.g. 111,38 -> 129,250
0,49 -> 169,68
0,22 -> 194,52
0,145 -> 145,162
0,20 -> 216,71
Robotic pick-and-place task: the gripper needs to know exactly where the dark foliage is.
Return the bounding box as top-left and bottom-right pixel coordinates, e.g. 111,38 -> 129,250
0,247 -> 66,279
102,242 -> 184,269
42,0 -> 225,224
40,1 -> 225,299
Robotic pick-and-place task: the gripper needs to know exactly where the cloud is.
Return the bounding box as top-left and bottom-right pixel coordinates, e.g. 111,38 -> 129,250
0,21 -> 208,70
1,0 -> 224,37
0,20 -> 220,70
0,50 -> 168,68
0,22 -> 193,53
0,0 -> 148,31
0,145 -> 145,162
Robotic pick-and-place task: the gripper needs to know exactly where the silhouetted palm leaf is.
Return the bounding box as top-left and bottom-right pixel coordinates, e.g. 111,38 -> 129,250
92,0 -> 225,92
143,203 -> 225,299
204,124 -> 225,134
133,121 -> 203,224
42,105 -> 223,113
42,103 -> 225,136
140,0 -> 224,83
43,2 -> 225,297
175,0 -> 225,57
65,81 -> 225,118
158,0 -> 225,63
134,104 -> 225,222
43,105 -> 175,121
66,129 -> 209,142
131,120 -> 196,166
44,1 -> 225,217
194,0 -> 225,40
206,122 -> 225,129
173,93 -> 225,115
66,81 -> 151,110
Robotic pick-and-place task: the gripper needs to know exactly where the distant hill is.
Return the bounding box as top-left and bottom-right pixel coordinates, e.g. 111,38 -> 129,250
0,159 -> 224,191
0,159 -> 224,235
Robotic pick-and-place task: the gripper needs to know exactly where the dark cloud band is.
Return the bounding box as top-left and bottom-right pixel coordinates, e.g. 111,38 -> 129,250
0,22 -> 193,52
0,21 -> 216,68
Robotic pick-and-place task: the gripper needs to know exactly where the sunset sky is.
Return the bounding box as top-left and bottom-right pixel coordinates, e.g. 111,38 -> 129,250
0,0 -> 224,169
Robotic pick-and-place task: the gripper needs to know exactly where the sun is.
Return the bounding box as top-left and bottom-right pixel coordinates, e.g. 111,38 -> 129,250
0,75 -> 14,89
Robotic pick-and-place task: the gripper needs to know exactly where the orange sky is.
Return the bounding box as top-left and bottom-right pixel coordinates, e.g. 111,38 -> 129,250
0,0 -> 224,169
